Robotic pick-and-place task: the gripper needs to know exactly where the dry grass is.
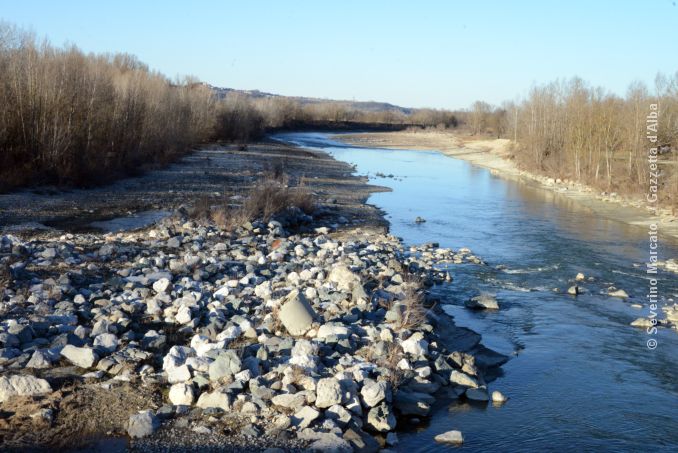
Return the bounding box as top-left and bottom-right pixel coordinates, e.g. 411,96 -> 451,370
379,343 -> 406,389
196,174 -> 315,231
397,284 -> 429,331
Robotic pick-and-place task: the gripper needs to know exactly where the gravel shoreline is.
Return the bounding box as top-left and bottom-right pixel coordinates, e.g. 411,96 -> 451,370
0,142 -> 507,452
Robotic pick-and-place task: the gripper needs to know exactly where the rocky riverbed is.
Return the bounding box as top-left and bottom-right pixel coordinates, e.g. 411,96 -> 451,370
0,142 -> 508,452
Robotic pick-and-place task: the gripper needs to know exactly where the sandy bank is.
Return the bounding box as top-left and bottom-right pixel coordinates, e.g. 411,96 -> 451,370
336,130 -> 678,243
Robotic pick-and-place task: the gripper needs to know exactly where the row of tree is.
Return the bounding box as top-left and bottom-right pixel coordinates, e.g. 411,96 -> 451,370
0,24 -> 216,190
0,22 -> 460,191
466,75 -> 678,208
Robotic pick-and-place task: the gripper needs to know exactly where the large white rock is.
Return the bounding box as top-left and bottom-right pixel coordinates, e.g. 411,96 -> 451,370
449,370 -> 479,388
361,380 -> 390,407
278,290 -> 316,335
401,333 -> 429,356
61,345 -> 99,369
167,364 -> 191,383
272,393 -> 306,410
465,294 -> 499,310
168,383 -> 195,406
93,333 -> 119,353
196,389 -> 232,411
316,324 -> 350,340
127,410 -> 159,438
328,265 -> 361,291
315,377 -> 342,408
0,375 -> 52,402
26,350 -> 52,369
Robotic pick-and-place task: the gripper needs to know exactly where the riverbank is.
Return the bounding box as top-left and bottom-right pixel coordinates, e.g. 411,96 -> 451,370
0,140 -> 507,451
0,140 -> 387,235
335,130 -> 678,243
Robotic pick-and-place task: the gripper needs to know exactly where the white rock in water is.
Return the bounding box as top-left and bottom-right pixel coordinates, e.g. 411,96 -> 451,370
608,288 -> 629,299
169,383 -> 195,406
465,294 -> 499,310
567,285 -> 580,296
434,430 -> 464,444
0,375 -> 53,402
449,370 -> 479,388
630,317 -> 654,328
61,345 -> 99,369
491,390 -> 508,403
575,272 -> 585,281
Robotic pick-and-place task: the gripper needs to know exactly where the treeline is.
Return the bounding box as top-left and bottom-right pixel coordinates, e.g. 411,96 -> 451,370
215,93 -> 459,142
0,22 -> 459,191
0,24 -> 215,190
467,75 -> 678,207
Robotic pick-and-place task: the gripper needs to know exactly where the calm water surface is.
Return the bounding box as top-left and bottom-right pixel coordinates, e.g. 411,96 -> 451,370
276,132 -> 678,452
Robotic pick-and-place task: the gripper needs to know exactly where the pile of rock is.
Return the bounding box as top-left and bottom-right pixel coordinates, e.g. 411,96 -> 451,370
0,215 -> 506,449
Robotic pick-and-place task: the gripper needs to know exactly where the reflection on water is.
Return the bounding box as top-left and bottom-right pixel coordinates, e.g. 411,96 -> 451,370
276,132 -> 678,452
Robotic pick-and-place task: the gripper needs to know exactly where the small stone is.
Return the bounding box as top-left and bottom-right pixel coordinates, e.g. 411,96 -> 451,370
567,285 -> 580,296
153,278 -> 171,294
491,390 -> 508,403
169,383 -> 195,406
575,272 -> 585,281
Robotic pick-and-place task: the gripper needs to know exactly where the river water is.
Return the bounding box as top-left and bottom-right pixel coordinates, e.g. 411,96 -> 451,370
276,132 -> 678,452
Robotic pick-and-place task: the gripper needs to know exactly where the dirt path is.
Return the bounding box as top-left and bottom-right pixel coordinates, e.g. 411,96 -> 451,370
0,140 -> 388,234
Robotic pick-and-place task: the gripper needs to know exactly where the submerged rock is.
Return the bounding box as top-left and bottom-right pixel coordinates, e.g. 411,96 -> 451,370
465,294 -> 499,310
434,430 -> 464,444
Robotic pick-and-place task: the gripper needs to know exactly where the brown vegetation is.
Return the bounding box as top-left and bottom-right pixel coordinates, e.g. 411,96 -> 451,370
0,21 -> 460,192
466,74 -> 678,208
191,173 -> 315,230
0,23 -> 215,191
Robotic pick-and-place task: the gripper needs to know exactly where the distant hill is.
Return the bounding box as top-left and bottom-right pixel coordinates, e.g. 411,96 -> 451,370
208,85 -> 414,115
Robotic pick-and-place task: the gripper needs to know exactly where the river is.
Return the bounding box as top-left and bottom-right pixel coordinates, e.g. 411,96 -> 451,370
275,132 -> 678,452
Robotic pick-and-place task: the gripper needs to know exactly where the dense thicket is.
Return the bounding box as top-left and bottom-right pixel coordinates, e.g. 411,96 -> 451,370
466,75 -> 678,208
0,24 -> 216,190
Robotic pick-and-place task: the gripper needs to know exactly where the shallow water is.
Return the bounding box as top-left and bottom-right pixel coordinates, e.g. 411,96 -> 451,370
89,210 -> 171,233
276,132 -> 678,452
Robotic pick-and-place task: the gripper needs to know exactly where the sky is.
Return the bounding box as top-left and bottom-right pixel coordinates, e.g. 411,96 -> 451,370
1,0 -> 677,109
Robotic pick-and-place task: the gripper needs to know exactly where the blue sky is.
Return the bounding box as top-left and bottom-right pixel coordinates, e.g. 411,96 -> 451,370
1,0 -> 676,109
